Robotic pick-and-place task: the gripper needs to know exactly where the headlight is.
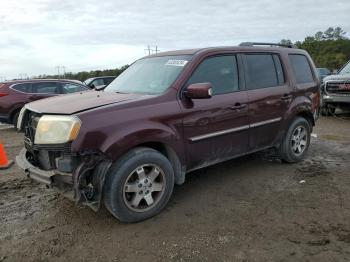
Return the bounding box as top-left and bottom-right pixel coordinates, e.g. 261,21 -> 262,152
34,115 -> 81,144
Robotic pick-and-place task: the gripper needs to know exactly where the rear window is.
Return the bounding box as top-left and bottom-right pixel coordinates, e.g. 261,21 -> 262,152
244,54 -> 284,90
12,83 -> 31,93
32,82 -> 59,94
289,54 -> 314,84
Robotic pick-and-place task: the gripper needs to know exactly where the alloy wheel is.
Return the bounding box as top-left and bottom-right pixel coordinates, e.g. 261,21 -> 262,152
291,126 -> 308,156
122,164 -> 166,212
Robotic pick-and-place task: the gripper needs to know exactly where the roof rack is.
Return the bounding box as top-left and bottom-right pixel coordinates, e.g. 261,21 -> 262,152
238,42 -> 296,48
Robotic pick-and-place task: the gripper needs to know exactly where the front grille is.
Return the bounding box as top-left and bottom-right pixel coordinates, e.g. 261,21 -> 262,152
325,81 -> 350,96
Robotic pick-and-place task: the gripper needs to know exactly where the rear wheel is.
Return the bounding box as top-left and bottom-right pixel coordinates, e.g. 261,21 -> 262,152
104,147 -> 174,223
278,117 -> 311,163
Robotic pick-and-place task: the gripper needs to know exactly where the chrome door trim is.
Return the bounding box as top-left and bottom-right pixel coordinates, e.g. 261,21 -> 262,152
189,117 -> 282,142
249,117 -> 282,128
190,125 -> 250,142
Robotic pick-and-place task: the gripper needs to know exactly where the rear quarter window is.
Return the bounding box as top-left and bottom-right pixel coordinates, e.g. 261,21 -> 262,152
289,54 -> 314,84
12,83 -> 31,93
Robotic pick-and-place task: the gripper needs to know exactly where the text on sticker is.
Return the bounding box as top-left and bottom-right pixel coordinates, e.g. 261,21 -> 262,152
165,60 -> 188,66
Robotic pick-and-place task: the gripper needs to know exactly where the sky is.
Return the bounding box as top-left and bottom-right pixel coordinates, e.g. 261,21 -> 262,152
0,0 -> 349,80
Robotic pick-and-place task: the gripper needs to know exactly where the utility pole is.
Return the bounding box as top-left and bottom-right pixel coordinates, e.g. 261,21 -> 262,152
144,45 -> 152,56
56,66 -> 60,78
61,66 -> 66,78
144,45 -> 160,55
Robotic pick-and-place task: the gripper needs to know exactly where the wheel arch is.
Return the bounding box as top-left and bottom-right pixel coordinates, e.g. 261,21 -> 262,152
295,110 -> 315,128
133,142 -> 186,185
102,134 -> 186,185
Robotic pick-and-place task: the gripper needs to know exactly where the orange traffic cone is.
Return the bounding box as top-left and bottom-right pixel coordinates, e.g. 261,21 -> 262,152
0,143 -> 14,170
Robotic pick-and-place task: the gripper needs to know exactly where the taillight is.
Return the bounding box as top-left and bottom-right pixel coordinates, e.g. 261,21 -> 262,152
0,83 -> 9,97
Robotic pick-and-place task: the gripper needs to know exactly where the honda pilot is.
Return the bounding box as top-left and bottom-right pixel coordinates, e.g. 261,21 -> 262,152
16,43 -> 320,222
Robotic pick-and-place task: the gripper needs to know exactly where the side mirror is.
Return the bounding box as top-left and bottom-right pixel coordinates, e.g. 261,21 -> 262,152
185,83 -> 212,99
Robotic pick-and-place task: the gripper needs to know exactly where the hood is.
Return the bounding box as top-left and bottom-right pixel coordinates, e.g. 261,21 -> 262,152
26,90 -> 147,114
323,73 -> 350,82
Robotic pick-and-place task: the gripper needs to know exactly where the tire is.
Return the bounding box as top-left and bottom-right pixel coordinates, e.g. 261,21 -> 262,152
104,147 -> 174,223
321,104 -> 335,116
278,117 -> 311,163
328,106 -> 336,116
12,111 -> 20,130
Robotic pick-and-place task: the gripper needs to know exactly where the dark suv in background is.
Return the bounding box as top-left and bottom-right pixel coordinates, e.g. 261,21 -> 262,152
84,76 -> 115,89
321,60 -> 350,115
17,43 -> 320,222
0,79 -> 89,126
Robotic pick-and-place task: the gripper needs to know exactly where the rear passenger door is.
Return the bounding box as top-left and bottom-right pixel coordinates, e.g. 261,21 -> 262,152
243,53 -> 292,150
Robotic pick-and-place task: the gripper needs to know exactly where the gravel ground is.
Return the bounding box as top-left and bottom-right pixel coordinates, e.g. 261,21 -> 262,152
1,115 -> 350,262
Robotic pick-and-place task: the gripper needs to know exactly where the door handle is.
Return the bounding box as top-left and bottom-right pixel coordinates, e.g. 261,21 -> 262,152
228,103 -> 247,110
281,94 -> 292,100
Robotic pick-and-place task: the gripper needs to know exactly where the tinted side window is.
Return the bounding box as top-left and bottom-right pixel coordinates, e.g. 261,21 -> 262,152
12,83 -> 31,93
289,54 -> 314,84
104,78 -> 114,85
32,82 -> 59,94
92,79 -> 104,86
244,54 -> 280,89
187,55 -> 239,95
61,83 -> 87,94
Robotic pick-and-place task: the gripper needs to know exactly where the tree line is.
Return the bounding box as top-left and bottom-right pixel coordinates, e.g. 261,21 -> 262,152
35,65 -> 129,82
281,27 -> 350,70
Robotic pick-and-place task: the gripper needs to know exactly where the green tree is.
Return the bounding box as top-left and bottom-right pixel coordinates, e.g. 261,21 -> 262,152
292,27 -> 350,70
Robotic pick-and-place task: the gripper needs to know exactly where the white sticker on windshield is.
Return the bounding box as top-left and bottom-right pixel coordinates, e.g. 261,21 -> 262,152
165,60 -> 188,66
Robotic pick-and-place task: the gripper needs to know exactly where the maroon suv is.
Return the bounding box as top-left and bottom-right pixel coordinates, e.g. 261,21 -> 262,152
16,43 -> 320,222
0,79 -> 90,126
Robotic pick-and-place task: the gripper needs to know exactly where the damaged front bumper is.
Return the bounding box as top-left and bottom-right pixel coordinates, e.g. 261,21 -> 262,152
16,148 -> 70,185
16,148 -> 111,211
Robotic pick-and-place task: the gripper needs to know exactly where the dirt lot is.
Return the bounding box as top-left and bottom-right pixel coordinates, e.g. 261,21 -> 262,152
1,115 -> 350,262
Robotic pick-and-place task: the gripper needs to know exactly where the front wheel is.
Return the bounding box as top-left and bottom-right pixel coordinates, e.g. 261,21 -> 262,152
104,147 -> 174,223
278,117 -> 311,163
12,111 -> 20,130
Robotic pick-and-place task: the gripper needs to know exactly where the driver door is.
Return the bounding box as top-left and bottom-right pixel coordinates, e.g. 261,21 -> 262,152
179,54 -> 250,170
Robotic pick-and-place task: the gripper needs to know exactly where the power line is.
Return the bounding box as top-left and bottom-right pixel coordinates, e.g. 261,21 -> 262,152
55,66 -> 67,78
144,45 -> 160,55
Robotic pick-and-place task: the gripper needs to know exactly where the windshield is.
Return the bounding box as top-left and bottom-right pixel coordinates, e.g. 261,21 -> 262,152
339,61 -> 350,75
105,55 -> 191,95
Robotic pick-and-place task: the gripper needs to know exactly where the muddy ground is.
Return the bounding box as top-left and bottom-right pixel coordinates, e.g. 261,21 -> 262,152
1,115 -> 350,262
